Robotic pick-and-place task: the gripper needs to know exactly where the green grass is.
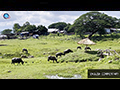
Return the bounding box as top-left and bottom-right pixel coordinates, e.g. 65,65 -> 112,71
0,34 -> 120,79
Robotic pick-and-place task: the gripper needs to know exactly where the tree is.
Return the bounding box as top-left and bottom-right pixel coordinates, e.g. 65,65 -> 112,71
64,23 -> 71,32
23,21 -> 30,27
17,28 -> 22,34
67,24 -> 75,33
21,21 -> 30,30
115,18 -> 120,28
37,25 -> 48,35
13,23 -> 21,34
69,11 -> 119,38
48,22 -> 67,30
22,25 -> 36,32
1,29 -> 12,35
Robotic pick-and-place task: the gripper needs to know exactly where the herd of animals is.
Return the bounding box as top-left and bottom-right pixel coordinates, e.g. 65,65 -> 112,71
11,46 -> 92,65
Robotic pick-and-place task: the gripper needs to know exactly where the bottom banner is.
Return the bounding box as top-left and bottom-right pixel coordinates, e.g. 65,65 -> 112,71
88,69 -> 120,78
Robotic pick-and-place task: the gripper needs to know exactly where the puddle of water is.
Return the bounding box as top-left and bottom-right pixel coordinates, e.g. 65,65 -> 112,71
45,74 -> 81,79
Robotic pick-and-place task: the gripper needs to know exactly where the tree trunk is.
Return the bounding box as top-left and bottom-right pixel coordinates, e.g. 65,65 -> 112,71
87,29 -> 98,39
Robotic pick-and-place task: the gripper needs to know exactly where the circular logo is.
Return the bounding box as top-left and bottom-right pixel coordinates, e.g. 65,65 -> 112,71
3,13 -> 10,19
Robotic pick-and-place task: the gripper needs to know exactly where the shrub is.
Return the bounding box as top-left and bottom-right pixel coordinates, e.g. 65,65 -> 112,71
100,55 -> 120,64
59,51 -> 99,63
2,52 -> 31,58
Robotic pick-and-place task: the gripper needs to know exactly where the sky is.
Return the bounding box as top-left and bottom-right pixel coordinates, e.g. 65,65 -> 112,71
0,11 -> 120,32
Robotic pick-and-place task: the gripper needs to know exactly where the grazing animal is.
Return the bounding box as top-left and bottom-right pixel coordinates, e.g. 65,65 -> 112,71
56,52 -> 65,57
98,52 -> 104,58
21,55 -> 28,58
85,46 -> 91,51
77,46 -> 82,50
48,55 -> 58,63
64,49 -> 73,55
28,55 -> 34,58
11,57 -> 24,65
103,49 -> 111,56
22,48 -> 28,53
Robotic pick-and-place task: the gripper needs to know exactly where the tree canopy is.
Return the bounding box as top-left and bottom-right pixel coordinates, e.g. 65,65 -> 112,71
13,23 -> 21,34
68,11 -> 120,38
12,21 -> 47,35
48,22 -> 67,30
37,25 -> 48,35
1,29 -> 12,35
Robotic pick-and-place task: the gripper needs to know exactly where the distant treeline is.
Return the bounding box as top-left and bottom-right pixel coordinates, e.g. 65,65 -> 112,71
2,11 -> 120,38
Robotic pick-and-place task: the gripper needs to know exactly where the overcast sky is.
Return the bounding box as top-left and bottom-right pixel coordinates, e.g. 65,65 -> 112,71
0,11 -> 120,32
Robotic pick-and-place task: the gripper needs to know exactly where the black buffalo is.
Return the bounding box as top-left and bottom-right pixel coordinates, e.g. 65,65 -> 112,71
22,48 -> 28,53
64,49 -> 73,55
11,57 -> 24,65
77,46 -> 82,50
56,52 -> 65,57
48,55 -> 58,63
85,47 -> 91,51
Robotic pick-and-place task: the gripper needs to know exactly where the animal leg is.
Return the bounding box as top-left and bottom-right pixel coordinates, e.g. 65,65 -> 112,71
56,60 -> 58,63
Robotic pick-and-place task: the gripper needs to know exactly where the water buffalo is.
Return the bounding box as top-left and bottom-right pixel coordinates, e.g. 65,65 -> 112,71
85,47 -> 91,51
48,55 -> 58,63
21,55 -> 28,58
64,49 -> 73,55
77,46 -> 82,50
56,52 -> 65,57
11,57 -> 24,65
22,48 -> 28,53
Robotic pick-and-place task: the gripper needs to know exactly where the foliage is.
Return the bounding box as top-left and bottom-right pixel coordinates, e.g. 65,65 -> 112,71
37,25 -> 48,35
1,29 -> 12,35
22,21 -> 30,28
59,50 -> 99,63
48,22 -> 67,30
63,23 -> 71,32
13,23 -> 21,34
22,25 -> 36,32
68,11 -> 120,38
12,21 -> 48,35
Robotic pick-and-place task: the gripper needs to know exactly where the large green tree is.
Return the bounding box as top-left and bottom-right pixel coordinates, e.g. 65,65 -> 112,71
22,21 -> 30,28
37,25 -> 48,35
12,21 -> 48,35
13,23 -> 21,34
21,21 -> 30,31
23,25 -> 36,32
1,29 -> 12,35
68,11 -> 119,38
13,21 -> 31,34
48,22 -> 67,30
64,23 -> 71,32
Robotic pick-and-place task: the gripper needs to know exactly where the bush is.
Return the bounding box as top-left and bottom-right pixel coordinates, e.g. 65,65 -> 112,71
58,51 -> 99,63
100,55 -> 120,64
115,49 -> 120,54
2,52 -> 31,58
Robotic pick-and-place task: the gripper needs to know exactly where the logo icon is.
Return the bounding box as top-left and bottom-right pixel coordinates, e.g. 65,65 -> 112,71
2,13 -> 10,19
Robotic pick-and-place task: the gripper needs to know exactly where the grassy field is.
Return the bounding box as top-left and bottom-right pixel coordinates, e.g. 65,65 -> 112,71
1,33 -> 120,79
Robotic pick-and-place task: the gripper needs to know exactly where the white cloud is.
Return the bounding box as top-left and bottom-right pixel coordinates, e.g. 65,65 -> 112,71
58,15 -> 79,24
13,11 -> 54,27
